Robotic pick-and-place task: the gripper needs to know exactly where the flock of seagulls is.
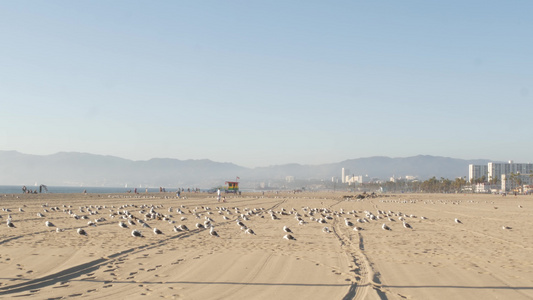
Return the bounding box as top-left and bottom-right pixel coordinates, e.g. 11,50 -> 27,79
1,196 -> 521,243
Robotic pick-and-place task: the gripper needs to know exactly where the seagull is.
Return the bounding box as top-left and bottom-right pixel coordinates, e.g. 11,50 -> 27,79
403,222 -> 412,229
153,228 -> 163,234
196,223 -> 205,229
353,226 -> 362,231
455,218 -> 462,224
382,223 -> 391,231
209,226 -> 219,237
56,228 -> 64,233
283,226 -> 293,233
77,228 -> 87,236
502,226 -> 512,230
283,234 -> 296,240
323,227 -> 331,233
7,220 -> 15,228
245,228 -> 256,235
132,229 -> 143,237
118,221 -> 128,228
345,220 -> 354,227
45,221 -> 54,227
37,212 -> 45,218
178,224 -> 189,231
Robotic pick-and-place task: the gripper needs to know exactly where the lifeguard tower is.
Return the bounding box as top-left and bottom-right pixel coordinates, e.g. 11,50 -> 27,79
225,181 -> 239,193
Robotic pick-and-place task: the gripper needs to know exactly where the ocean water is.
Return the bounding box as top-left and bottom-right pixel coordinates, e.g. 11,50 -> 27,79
0,185 -> 179,194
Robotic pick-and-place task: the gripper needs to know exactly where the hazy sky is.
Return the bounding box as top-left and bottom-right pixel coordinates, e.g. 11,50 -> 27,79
1,1 -> 531,167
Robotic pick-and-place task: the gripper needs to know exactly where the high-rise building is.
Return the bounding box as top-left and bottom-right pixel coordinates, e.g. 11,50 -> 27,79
341,168 -> 349,183
468,164 -> 488,182
488,161 -> 533,183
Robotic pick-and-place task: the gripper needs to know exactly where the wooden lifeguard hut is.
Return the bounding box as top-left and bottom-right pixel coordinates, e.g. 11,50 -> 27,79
225,177 -> 239,193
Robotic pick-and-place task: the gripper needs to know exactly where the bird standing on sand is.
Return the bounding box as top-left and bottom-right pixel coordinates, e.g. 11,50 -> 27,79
7,220 -> 15,228
403,222 -> 412,229
118,221 -> 128,228
283,226 -> 292,233
455,218 -> 462,224
382,223 -> 391,231
153,228 -> 163,234
77,228 -> 87,235
283,234 -> 296,240
132,229 -> 143,237
323,227 -> 331,233
245,228 -> 255,235
209,226 -> 219,237
45,221 -> 54,227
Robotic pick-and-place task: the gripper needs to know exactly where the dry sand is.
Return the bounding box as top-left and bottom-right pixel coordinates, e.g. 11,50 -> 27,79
0,191 -> 532,299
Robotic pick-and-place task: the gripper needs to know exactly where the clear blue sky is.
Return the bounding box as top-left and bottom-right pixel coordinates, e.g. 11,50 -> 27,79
1,1 -> 531,167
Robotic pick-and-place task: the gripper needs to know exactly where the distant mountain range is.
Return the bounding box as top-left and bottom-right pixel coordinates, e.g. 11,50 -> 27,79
0,151 -> 492,188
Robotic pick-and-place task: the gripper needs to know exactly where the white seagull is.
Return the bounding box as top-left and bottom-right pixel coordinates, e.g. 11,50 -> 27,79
153,228 -> 163,235
455,218 -> 462,224
403,222 -> 412,229
382,223 -> 392,231
132,229 -> 143,237
77,228 -> 87,235
45,221 -> 54,227
283,226 -> 293,233
283,234 -> 296,240
209,226 -> 219,237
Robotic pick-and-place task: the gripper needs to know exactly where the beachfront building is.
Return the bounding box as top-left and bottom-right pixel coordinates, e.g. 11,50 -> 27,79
501,173 -> 533,193
469,161 -> 533,193
468,164 -> 488,183
488,161 -> 533,183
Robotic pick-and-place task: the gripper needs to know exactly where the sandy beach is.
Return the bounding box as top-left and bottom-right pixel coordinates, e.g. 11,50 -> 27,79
0,191 -> 532,299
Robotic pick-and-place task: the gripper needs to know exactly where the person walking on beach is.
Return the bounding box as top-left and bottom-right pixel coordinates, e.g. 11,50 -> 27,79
217,188 -> 221,202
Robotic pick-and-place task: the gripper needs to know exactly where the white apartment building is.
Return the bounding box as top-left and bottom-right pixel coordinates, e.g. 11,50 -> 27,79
488,161 -> 533,183
501,173 -> 533,192
468,164 -> 488,182
469,161 -> 533,192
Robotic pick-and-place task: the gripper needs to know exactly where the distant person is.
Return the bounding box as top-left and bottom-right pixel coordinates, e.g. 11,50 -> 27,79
22,186 -> 27,193
217,189 -> 221,202
134,188 -> 137,194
